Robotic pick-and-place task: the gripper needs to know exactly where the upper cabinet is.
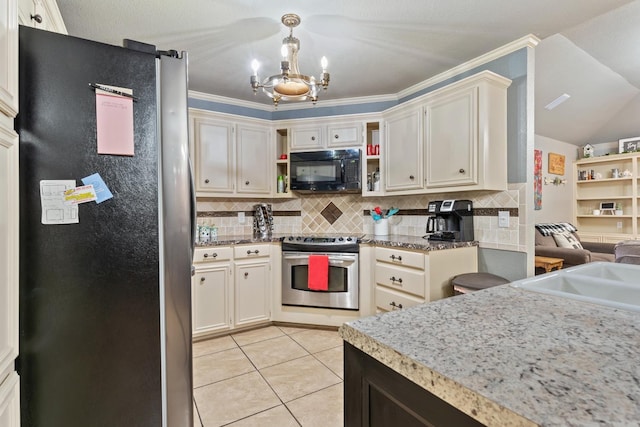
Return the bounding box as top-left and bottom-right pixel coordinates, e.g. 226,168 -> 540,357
425,72 -> 511,191
289,119 -> 362,151
18,0 -> 67,34
0,0 -> 18,117
190,109 -> 273,198
383,106 -> 423,192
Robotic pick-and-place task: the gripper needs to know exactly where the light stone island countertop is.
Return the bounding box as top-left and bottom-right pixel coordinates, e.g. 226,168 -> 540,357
339,284 -> 640,427
197,233 -> 478,252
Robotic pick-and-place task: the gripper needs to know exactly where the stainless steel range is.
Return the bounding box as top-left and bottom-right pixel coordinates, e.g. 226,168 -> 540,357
281,235 -> 359,310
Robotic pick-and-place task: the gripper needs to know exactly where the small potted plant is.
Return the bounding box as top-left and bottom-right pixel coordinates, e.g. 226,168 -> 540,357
615,203 -> 623,216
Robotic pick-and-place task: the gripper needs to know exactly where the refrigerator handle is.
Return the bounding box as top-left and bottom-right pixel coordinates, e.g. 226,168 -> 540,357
189,159 -> 196,273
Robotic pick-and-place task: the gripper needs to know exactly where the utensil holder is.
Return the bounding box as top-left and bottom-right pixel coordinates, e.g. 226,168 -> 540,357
374,218 -> 389,236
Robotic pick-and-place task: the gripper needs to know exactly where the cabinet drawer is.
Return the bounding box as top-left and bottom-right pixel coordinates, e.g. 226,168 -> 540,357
375,263 -> 425,297
194,246 -> 232,263
327,124 -> 361,147
375,247 -> 424,270
375,286 -> 424,312
234,244 -> 270,259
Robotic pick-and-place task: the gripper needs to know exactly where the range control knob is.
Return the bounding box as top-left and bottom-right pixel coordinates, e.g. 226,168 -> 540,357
296,236 -> 302,241
347,237 -> 353,241
288,236 -> 294,241
338,237 -> 344,241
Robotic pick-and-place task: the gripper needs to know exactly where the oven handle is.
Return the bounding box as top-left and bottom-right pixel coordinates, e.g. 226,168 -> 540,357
282,254 -> 357,262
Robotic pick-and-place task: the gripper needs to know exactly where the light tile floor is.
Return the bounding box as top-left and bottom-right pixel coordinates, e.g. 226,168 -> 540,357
193,325 -> 344,427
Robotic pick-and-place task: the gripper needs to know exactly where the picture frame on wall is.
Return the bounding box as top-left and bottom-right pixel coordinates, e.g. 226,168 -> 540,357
618,136 -> 640,153
548,152 -> 565,175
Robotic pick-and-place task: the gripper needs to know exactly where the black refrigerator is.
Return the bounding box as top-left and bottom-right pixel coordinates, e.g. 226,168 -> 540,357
16,26 -> 194,426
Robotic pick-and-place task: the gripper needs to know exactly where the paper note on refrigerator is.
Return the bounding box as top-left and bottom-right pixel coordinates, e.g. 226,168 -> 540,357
95,84 -> 134,156
63,185 -> 97,205
40,180 -> 79,225
81,173 -> 113,203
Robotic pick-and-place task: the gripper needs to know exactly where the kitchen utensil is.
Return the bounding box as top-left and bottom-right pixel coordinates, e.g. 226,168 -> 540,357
388,207 -> 399,217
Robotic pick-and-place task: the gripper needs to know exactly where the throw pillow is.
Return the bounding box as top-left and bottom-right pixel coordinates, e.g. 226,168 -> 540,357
553,232 -> 583,249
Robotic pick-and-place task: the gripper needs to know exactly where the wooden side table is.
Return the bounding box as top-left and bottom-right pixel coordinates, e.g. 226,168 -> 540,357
534,256 -> 564,273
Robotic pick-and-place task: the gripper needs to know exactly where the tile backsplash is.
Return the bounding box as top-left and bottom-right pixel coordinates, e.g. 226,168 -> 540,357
197,183 -> 525,252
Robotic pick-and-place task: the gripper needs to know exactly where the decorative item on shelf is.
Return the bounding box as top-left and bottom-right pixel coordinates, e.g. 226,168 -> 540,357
249,13 -> 329,107
622,169 -> 633,177
544,176 -> 567,185
582,144 -> 594,158
373,167 -> 380,191
611,168 -> 620,179
548,152 -> 565,175
618,136 -> 640,154
279,153 -> 287,160
599,201 -> 616,215
615,203 -> 623,216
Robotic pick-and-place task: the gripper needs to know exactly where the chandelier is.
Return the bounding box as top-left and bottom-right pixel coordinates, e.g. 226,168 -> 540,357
250,13 -> 330,107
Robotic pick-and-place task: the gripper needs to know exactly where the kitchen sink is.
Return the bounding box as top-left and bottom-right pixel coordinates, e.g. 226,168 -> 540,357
511,262 -> 640,312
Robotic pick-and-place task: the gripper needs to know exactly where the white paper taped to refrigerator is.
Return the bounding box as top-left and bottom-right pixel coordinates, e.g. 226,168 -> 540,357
40,180 -> 79,225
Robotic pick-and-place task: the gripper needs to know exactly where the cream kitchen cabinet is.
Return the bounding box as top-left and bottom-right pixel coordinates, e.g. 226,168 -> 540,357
383,106 -> 423,192
18,0 -> 66,33
190,109 -> 273,197
289,119 -> 363,151
192,244 -> 272,339
374,246 -> 477,312
192,247 -> 233,337
424,71 -> 511,191
1,0 -> 18,117
233,245 -> 271,327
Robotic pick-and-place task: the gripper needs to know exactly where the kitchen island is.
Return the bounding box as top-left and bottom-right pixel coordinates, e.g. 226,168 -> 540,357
339,283 -> 640,426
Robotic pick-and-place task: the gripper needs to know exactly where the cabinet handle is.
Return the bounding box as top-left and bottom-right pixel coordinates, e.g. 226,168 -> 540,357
203,253 -> 217,258
390,254 -> 402,261
200,277 -> 205,283
390,276 -> 403,284
31,14 -> 43,24
245,180 -> 250,185
389,301 -> 403,310
409,175 -> 414,180
247,249 -> 260,255
204,179 -> 210,184
334,134 -> 339,139
459,168 -> 465,174
311,136 -> 316,141
244,272 -> 249,278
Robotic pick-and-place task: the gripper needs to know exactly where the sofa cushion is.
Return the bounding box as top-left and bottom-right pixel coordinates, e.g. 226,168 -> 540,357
553,232 -> 584,249
591,252 -> 615,263
535,229 -> 558,247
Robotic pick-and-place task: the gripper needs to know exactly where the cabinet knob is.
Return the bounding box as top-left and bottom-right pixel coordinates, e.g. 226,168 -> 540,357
409,175 -> 415,180
204,179 -> 210,184
31,14 -> 43,24
459,168 -> 465,174
311,136 -> 316,141
334,134 -> 339,139
200,277 -> 205,282
247,249 -> 260,255
245,180 -> 250,185
244,272 -> 249,278
390,254 -> 402,261
390,276 -> 403,284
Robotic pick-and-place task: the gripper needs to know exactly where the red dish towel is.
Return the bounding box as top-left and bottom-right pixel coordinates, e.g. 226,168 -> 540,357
308,255 -> 329,291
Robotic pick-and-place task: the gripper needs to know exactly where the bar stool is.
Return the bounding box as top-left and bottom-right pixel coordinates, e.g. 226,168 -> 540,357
451,272 -> 510,295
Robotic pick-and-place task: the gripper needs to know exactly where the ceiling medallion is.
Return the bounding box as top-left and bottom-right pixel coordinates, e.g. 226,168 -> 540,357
250,13 -> 330,107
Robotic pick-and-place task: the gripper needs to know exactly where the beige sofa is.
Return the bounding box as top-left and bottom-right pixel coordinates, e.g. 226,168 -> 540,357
535,227 -> 615,268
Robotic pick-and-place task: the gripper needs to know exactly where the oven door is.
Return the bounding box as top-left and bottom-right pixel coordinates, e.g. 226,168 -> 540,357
282,251 -> 359,310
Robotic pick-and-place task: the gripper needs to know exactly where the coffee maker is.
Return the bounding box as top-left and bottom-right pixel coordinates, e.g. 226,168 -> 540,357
425,199 -> 474,242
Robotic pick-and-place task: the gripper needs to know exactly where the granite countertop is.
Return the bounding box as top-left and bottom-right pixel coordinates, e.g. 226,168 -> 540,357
197,233 -> 478,252
339,285 -> 640,426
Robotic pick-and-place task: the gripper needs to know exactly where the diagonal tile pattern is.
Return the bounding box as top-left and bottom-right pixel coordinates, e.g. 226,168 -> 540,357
193,325 -> 344,427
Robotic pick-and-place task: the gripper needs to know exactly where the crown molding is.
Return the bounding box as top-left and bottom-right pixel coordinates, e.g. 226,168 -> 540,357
396,34 -> 540,100
190,34 -> 539,113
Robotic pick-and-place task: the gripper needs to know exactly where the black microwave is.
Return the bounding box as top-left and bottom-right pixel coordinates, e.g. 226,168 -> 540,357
289,149 -> 361,193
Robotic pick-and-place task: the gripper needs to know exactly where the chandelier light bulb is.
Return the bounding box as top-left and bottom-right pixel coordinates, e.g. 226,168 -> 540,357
280,44 -> 288,59
321,56 -> 328,72
251,59 -> 260,75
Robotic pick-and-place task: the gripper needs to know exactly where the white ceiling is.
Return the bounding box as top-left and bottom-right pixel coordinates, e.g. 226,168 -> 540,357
56,0 -> 640,145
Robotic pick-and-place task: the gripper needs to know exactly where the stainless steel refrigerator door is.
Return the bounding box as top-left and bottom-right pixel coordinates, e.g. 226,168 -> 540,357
158,53 -> 193,427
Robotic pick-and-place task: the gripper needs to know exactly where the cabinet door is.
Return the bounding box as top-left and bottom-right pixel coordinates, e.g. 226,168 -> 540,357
327,123 -> 361,147
192,266 -> 231,335
290,125 -> 323,151
425,87 -> 478,188
0,0 -> 18,117
235,262 -> 270,327
193,117 -> 234,193
0,372 -> 20,427
0,125 -> 18,378
384,108 -> 423,191
236,123 -> 271,195
18,0 -> 66,33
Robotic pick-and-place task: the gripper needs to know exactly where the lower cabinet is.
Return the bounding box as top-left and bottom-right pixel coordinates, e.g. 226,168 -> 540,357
344,343 -> 484,426
192,244 -> 271,339
0,371 -> 20,427
374,246 -> 477,312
